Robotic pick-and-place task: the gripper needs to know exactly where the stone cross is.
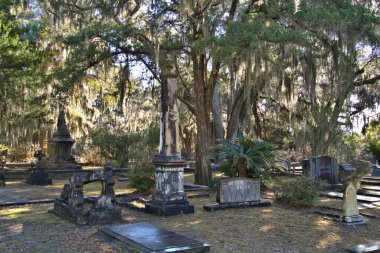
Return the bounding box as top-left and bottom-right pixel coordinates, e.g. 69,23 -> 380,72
342,182 -> 364,223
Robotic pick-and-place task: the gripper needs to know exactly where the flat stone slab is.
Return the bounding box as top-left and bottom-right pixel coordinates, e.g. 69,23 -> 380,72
362,176 -> 380,180
203,200 -> 271,212
358,189 -> 380,197
360,179 -> 380,185
98,222 -> 210,252
346,241 -> 380,253
184,184 -> 211,192
320,192 -> 380,203
362,186 -> 380,191
0,199 -> 54,207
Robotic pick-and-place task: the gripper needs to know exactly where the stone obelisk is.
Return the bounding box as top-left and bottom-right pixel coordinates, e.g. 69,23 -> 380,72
145,56 -> 194,216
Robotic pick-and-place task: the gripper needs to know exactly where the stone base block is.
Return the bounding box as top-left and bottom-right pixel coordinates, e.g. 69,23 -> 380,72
203,200 -> 271,212
340,215 -> 365,224
145,201 -> 194,217
51,199 -> 122,225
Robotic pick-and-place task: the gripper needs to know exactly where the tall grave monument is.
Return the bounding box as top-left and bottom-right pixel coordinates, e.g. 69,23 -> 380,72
34,109 -> 81,170
145,56 -> 194,216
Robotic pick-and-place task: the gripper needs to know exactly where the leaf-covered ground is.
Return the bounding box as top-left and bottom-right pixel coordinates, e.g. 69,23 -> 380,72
1,176 -> 380,253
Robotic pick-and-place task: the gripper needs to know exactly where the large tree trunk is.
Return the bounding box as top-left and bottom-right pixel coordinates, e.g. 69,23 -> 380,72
192,53 -> 212,185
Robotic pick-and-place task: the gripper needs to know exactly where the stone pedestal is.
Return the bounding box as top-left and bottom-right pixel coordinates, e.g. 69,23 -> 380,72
145,156 -> 194,216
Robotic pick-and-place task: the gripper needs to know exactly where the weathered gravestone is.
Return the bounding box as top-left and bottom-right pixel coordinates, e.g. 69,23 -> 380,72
145,56 -> 194,217
309,156 -> 339,184
204,178 -> 271,211
371,165 -> 380,177
217,178 -> 260,203
98,222 -> 210,253
51,169 -> 121,225
339,163 -> 356,182
0,156 -> 6,170
340,182 -> 364,224
0,174 -> 5,187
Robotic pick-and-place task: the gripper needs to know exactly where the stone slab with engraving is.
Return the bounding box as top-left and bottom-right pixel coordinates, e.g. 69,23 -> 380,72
204,178 -> 270,211
98,222 -> 210,252
217,178 -> 260,204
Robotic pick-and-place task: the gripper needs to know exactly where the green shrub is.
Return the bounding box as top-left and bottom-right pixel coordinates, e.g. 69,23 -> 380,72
274,177 -> 328,207
128,157 -> 155,192
369,141 -> 380,162
213,132 -> 283,187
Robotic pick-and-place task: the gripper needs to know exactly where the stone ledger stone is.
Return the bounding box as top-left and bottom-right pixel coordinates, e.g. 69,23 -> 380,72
98,222 -> 210,252
341,182 -> 364,224
217,178 -> 260,204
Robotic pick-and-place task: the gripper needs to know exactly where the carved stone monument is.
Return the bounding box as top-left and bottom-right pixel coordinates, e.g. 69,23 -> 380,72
309,156 -> 339,184
340,182 -> 364,224
36,109 -> 81,170
51,169 -> 121,225
145,56 -> 194,216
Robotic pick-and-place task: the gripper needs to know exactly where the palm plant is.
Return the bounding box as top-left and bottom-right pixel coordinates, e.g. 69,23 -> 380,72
214,132 -> 282,179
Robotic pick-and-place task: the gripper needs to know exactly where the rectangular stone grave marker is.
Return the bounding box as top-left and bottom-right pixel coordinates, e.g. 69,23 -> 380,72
98,222 -> 210,252
309,156 -> 339,184
217,178 -> 260,204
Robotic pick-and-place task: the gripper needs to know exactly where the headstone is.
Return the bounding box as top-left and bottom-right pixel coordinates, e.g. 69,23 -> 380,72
340,182 -> 364,224
51,169 -> 121,225
339,163 -> 356,182
204,178 -> 271,211
217,178 -> 260,204
145,56 -> 194,217
98,222 -> 210,253
0,156 -> 6,170
0,174 -> 5,187
371,165 -> 380,177
309,156 -> 339,184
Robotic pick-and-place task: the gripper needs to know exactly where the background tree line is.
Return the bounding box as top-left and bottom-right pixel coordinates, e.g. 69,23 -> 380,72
0,0 -> 379,185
